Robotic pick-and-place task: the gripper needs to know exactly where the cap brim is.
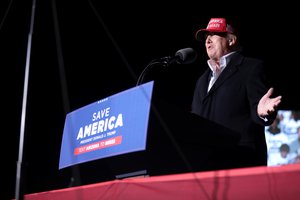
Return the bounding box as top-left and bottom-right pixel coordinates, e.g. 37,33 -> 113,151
195,29 -> 228,42
195,29 -> 208,42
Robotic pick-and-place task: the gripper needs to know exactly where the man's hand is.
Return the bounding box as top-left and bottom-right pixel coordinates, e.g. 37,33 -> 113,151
257,88 -> 282,117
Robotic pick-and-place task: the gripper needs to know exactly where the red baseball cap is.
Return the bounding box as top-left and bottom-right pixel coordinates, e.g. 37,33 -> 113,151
195,18 -> 235,41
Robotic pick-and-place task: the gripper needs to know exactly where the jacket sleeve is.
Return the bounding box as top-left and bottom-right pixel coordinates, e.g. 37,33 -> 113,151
246,59 -> 275,126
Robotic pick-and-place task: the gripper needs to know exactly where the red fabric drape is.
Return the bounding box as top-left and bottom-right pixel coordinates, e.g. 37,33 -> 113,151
22,164 -> 300,200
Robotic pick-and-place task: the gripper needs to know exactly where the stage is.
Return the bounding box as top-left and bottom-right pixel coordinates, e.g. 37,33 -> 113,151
22,164 -> 300,200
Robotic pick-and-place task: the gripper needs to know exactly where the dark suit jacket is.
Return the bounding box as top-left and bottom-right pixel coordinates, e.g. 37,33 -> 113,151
191,52 -> 275,166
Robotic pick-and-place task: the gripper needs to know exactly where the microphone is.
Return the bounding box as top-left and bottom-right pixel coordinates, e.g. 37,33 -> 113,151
159,47 -> 197,67
136,47 -> 197,86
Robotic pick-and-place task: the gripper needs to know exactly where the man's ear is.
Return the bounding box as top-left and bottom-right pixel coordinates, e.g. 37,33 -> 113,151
228,35 -> 237,46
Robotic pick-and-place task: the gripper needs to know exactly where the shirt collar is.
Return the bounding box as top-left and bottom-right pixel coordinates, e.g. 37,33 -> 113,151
207,51 -> 237,73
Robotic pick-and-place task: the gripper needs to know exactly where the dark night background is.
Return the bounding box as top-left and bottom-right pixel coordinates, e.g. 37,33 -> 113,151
1,0 -> 299,199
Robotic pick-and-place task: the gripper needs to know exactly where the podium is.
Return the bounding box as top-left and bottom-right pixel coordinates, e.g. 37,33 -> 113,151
61,81 -> 244,186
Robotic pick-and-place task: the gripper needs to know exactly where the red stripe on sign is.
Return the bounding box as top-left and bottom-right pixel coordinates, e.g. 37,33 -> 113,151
74,136 -> 122,155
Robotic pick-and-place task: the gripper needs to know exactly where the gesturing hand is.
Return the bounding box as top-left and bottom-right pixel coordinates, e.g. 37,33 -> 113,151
257,88 -> 282,117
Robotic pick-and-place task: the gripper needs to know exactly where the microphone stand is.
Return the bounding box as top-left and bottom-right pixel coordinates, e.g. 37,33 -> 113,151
136,56 -> 197,182
136,57 -> 172,86
136,47 -> 197,86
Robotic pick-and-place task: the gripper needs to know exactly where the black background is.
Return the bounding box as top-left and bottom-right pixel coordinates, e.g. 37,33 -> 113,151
1,0 -> 299,200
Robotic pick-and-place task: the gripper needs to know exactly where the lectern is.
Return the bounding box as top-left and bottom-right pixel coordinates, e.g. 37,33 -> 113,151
60,81 -> 241,185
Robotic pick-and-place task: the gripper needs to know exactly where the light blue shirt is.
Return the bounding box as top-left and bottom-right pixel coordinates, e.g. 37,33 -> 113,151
207,51 -> 237,91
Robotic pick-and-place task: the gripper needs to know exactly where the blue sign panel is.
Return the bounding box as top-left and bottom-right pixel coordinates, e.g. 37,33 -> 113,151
59,81 -> 154,169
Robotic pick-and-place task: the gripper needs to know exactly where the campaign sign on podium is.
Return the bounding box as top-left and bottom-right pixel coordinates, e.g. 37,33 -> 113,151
59,81 -> 154,169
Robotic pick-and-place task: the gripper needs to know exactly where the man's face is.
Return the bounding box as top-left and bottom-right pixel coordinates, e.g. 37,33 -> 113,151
205,32 -> 230,61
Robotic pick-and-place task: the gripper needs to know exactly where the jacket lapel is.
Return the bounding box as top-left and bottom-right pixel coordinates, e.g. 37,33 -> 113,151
204,53 -> 244,100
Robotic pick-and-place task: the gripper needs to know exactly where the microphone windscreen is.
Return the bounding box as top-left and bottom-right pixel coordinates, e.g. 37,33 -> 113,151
175,48 -> 197,64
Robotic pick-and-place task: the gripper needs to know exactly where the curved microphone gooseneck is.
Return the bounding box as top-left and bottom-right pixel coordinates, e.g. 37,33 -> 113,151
136,47 -> 197,86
